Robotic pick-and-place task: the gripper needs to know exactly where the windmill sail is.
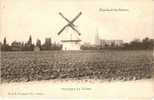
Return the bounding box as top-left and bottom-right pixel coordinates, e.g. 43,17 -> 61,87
57,25 -> 67,35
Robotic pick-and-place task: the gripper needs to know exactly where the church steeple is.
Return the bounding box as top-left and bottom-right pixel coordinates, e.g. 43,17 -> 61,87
95,28 -> 100,45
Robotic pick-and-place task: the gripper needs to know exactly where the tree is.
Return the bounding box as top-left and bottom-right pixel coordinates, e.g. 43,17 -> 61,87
142,37 -> 154,49
129,39 -> 142,49
45,38 -> 51,47
1,37 -> 11,51
3,37 -> 7,46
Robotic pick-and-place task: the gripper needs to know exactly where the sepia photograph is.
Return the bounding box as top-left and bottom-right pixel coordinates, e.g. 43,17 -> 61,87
0,0 -> 154,99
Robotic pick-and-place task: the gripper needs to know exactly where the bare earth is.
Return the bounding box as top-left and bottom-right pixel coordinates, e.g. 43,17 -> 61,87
0,50 -> 154,98
1,50 -> 154,83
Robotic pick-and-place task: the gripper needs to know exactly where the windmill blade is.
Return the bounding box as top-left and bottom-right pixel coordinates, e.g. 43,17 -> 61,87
70,25 -> 81,36
58,12 -> 82,36
59,12 -> 70,23
71,12 -> 82,23
57,25 -> 67,35
59,12 -> 75,27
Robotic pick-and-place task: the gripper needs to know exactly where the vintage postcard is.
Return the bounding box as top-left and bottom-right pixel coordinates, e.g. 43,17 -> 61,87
0,0 -> 154,99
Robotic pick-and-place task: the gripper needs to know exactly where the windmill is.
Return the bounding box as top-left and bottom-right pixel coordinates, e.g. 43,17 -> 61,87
57,12 -> 82,50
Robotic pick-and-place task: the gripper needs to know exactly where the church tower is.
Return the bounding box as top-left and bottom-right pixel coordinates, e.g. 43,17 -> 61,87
95,28 -> 100,45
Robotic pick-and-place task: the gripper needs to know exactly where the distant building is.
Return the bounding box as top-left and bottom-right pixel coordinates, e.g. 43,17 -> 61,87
27,35 -> 32,45
95,29 -> 100,45
62,40 -> 81,50
100,39 -> 123,47
45,38 -> 52,45
114,40 -> 124,46
41,38 -> 52,50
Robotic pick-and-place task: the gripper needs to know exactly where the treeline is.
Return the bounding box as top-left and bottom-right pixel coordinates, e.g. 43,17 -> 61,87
122,38 -> 154,50
81,37 -> 154,50
0,35 -> 62,51
1,36 -> 153,51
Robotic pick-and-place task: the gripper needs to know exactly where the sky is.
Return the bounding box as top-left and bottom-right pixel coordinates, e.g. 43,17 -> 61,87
0,0 -> 154,44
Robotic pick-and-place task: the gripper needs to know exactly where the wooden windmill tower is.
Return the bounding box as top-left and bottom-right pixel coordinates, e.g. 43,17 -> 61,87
57,12 -> 82,50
